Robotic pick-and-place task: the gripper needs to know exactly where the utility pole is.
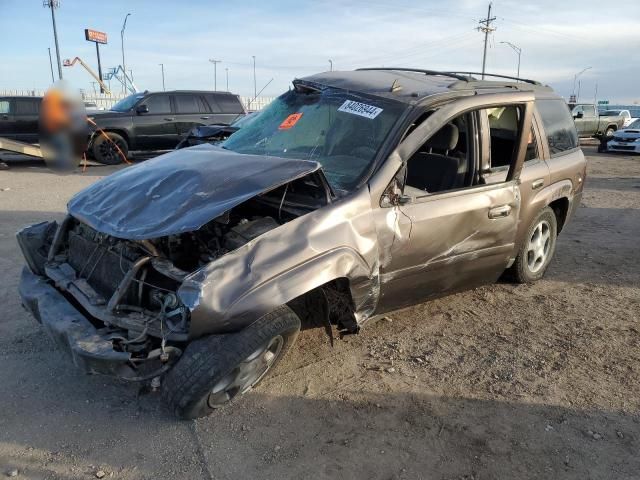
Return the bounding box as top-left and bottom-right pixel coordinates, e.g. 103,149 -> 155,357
500,41 -> 521,80
209,59 -> 221,90
477,2 -> 496,79
44,1 -> 63,80
159,63 -> 165,91
328,59 -> 333,71
121,13 -> 131,94
47,47 -> 55,83
225,67 -> 229,91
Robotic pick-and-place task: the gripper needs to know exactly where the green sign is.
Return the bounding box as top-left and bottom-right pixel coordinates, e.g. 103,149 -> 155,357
597,100 -> 609,105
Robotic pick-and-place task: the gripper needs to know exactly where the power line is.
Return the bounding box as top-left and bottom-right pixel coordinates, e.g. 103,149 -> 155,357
477,2 -> 496,79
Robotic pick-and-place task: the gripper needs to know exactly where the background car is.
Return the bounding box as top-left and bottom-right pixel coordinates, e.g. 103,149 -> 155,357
607,118 -> 640,153
88,90 -> 246,164
600,109 -> 637,128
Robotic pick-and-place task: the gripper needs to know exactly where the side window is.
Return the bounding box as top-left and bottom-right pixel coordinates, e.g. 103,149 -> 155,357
204,94 -> 222,113
403,112 -> 473,196
0,100 -> 9,114
144,95 -> 171,114
214,94 -> 244,114
536,99 -> 579,156
525,127 -> 539,162
14,99 -> 40,115
486,105 -> 521,168
584,105 -> 596,117
174,95 -> 200,114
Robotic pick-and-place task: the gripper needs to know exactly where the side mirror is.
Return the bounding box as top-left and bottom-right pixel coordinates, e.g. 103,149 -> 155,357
136,104 -> 149,114
574,111 -> 584,119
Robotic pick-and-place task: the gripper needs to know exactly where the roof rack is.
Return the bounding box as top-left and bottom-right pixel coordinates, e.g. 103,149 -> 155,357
356,68 -> 469,82
444,72 -> 541,85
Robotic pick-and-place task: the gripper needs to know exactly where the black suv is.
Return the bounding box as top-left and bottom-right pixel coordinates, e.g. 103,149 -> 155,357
90,90 -> 245,164
0,96 -> 42,144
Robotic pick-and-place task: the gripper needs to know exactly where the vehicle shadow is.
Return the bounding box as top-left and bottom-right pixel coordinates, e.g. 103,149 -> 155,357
0,360 -> 638,480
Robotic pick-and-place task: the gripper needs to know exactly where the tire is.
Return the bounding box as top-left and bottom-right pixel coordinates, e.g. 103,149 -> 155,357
162,305 -> 301,419
91,132 -> 128,165
605,127 -> 615,139
508,206 -> 558,284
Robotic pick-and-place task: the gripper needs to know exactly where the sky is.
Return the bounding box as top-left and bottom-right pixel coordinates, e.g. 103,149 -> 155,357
1,0 -> 639,103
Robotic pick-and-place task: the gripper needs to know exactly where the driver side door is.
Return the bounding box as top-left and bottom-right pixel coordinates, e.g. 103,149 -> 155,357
373,92 -> 534,314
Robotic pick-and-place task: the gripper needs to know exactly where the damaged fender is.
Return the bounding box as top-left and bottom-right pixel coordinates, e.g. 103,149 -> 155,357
179,187 -> 381,337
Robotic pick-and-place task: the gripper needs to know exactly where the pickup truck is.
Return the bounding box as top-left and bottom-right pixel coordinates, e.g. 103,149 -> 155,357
571,103 -> 625,139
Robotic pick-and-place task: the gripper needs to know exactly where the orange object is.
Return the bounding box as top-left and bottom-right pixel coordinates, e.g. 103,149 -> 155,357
41,89 -> 70,133
279,113 -> 303,130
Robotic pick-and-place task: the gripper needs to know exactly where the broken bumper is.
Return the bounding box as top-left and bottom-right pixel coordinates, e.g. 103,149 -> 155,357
19,267 -> 139,379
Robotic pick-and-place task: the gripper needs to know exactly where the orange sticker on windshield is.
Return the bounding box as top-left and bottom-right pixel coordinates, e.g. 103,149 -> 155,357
279,112 -> 303,130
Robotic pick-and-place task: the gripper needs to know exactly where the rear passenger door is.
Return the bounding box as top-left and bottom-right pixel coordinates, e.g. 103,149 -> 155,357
132,93 -> 177,149
173,93 -> 211,136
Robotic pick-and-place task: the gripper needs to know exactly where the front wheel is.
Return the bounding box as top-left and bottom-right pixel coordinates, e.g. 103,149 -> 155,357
508,206 -> 558,283
162,305 -> 301,419
605,127 -> 616,139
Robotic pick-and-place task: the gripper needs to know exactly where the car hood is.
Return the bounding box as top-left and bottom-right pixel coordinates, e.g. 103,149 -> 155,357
67,145 -> 321,240
615,129 -> 640,137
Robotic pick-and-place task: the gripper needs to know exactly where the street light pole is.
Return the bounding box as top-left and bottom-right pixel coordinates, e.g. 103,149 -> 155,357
500,41 -> 521,80
328,59 -> 333,71
252,56 -> 257,101
572,66 -> 592,98
209,59 -> 221,90
44,1 -> 63,80
121,13 -> 131,94
225,67 -> 229,91
159,63 -> 165,91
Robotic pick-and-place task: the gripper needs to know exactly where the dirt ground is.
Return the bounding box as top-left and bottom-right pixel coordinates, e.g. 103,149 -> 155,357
0,146 -> 638,480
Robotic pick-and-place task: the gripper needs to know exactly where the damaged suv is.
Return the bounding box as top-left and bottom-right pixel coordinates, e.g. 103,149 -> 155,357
18,69 -> 586,419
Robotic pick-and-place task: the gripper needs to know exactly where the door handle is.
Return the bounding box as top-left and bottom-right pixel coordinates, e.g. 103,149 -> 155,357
163,117 -> 175,121
488,205 -> 512,219
200,116 -> 209,120
532,178 -> 545,190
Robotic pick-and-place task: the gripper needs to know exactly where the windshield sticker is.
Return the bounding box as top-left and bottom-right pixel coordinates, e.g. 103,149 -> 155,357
279,112 -> 303,130
338,100 -> 383,119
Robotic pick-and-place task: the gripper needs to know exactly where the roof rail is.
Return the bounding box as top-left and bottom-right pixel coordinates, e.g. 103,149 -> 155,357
444,72 -> 541,85
356,68 -> 469,82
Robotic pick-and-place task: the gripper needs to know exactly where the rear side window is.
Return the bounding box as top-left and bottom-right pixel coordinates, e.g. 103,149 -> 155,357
14,98 -> 40,115
206,94 -> 243,114
536,99 -> 578,156
174,94 -> 205,114
144,95 -> 171,114
0,100 -> 9,114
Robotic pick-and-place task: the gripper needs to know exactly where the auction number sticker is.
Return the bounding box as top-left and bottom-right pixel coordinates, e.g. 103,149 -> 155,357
279,112 -> 303,130
337,100 -> 383,119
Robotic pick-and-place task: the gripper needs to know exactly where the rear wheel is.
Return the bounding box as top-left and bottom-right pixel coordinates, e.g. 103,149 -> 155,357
162,305 -> 301,419
508,206 -> 558,283
92,132 -> 128,165
605,127 -> 616,139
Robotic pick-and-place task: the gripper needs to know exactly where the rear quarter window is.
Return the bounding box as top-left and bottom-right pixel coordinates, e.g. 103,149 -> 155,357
535,99 -> 579,156
206,94 -> 244,114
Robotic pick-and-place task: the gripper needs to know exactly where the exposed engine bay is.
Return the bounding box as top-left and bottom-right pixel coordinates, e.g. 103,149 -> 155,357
19,172 -> 331,380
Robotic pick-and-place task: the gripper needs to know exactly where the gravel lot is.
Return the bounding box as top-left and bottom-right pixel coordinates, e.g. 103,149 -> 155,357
0,146 -> 638,479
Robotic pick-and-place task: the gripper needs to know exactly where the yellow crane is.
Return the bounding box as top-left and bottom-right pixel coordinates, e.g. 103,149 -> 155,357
63,57 -> 112,95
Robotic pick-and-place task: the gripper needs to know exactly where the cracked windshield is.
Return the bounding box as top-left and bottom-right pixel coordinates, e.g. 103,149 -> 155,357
222,85 -> 404,191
